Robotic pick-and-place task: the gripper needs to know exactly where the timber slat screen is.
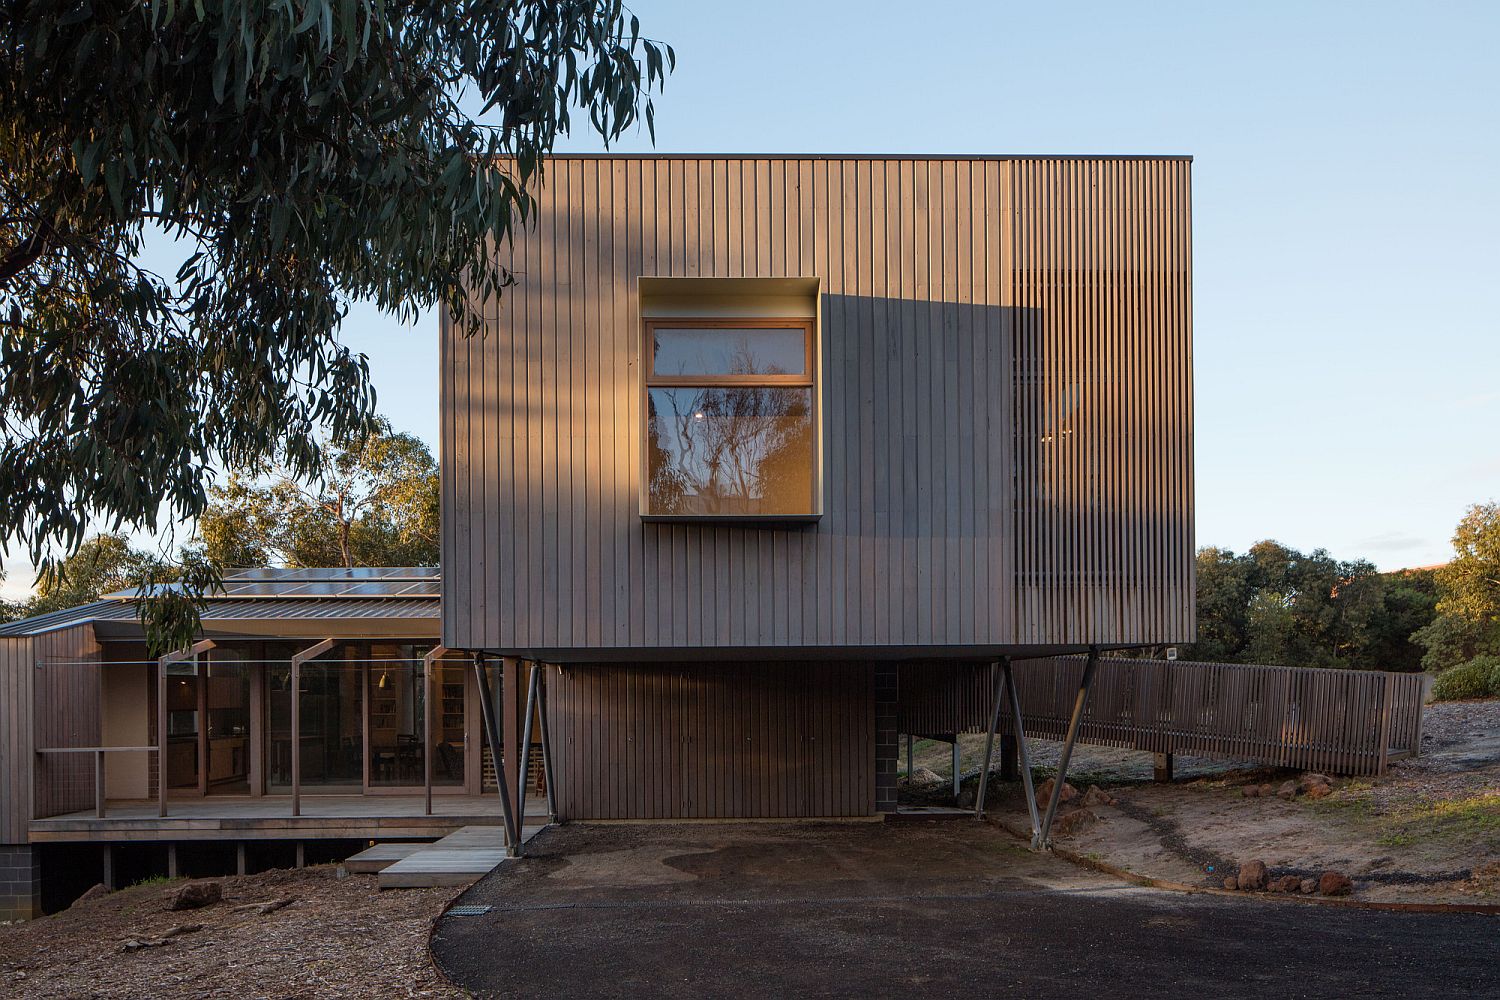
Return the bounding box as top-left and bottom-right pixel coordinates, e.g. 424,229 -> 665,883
898,657 -> 1426,777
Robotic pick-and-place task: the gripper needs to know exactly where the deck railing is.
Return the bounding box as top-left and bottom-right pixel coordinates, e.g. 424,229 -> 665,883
899,656 -> 1428,777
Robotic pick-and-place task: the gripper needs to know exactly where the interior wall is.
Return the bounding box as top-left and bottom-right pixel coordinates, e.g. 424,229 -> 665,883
102,665 -> 150,799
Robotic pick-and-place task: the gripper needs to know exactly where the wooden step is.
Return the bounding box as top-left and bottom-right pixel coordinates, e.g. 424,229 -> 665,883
376,823 -> 548,889
344,842 -> 428,873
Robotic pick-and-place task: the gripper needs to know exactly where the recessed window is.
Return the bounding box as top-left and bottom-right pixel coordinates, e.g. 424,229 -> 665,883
644,319 -> 816,518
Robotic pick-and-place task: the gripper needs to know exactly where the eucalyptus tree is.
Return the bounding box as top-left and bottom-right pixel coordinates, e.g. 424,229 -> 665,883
0,0 -> 672,649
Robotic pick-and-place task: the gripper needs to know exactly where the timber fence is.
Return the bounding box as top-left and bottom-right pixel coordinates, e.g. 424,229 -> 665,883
898,656 -> 1426,777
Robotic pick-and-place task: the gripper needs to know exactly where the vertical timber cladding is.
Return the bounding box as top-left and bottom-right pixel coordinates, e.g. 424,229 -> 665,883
0,623 -> 102,840
441,155 -> 1194,652
1010,158 -> 1195,645
548,662 -> 875,819
31,625 -> 103,820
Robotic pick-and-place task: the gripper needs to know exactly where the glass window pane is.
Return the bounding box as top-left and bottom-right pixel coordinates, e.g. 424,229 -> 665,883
652,327 -> 806,378
647,386 -> 814,515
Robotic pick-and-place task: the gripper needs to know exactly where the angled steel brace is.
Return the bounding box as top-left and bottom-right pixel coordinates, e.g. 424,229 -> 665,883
973,659 -> 1007,820
471,653 -> 521,855
515,660 -> 541,830
1006,659 -> 1042,844
1035,647 -> 1100,850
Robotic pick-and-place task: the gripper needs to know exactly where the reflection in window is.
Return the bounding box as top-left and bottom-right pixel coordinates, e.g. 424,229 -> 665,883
652,327 -> 806,378
648,387 -> 813,515
645,320 -> 817,517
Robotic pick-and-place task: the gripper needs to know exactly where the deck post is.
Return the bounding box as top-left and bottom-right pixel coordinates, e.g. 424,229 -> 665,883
536,664 -> 558,821
102,846 -> 115,890
166,843 -> 178,878
295,842 -> 305,869
236,842 -> 247,876
472,654 -> 521,854
951,739 -> 961,800
974,659 -> 1007,819
1036,648 -> 1100,850
290,639 -> 335,819
1000,735 -> 1019,781
423,647 -> 447,817
157,640 -> 216,819
905,733 -> 913,784
1153,752 -> 1174,783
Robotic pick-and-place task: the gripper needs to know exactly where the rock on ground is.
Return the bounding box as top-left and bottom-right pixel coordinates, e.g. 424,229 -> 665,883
1319,872 -> 1354,897
166,881 -> 222,911
1235,859 -> 1268,891
1034,778 -> 1079,813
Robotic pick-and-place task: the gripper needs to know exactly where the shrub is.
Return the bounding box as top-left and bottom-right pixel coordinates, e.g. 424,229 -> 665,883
1430,655 -> 1500,701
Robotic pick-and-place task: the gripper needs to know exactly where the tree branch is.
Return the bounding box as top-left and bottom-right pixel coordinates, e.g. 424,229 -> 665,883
0,217 -> 56,288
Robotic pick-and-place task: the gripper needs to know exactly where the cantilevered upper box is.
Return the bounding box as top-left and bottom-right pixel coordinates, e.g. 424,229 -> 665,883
441,155 -> 1193,660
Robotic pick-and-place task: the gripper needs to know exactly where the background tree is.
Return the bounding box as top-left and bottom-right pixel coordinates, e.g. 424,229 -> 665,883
1,0 -> 672,647
6,533 -> 161,619
1413,502 -> 1500,670
1182,540 -> 1435,671
196,423 -> 440,568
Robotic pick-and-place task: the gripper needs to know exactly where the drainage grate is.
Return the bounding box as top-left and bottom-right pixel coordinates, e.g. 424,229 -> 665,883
448,904 -> 493,917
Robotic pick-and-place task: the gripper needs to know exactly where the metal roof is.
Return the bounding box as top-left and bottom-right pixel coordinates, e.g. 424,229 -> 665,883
98,566 -> 439,601
0,569 -> 441,638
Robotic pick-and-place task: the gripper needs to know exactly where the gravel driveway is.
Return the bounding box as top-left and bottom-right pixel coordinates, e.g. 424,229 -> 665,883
431,821 -> 1497,999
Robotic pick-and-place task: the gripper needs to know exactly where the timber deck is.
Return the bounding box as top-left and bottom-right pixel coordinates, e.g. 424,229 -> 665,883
29,794 -> 549,843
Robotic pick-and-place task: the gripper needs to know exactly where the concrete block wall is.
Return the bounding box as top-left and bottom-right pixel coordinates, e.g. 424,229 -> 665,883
874,664 -> 898,813
0,844 -> 40,921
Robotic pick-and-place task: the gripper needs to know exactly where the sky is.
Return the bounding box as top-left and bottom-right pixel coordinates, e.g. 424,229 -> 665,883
5,0 -> 1498,601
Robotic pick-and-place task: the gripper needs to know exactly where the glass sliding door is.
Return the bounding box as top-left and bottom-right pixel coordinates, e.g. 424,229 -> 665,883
368,644 -> 423,787
266,642 -> 364,793
204,649 -> 251,794
366,643 -> 464,789
432,660 -> 465,787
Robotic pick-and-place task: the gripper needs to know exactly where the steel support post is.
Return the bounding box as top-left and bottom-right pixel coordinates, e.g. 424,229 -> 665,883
974,659 -> 1008,819
1036,648 -> 1100,850
472,654 -> 521,854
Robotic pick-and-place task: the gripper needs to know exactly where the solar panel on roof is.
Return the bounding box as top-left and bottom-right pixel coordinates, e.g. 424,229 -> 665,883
97,567 -> 440,602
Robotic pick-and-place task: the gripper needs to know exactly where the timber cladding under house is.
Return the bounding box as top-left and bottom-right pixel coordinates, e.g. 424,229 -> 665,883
442,154 -> 1196,820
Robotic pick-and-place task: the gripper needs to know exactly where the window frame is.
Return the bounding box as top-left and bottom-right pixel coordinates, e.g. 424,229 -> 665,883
640,317 -> 821,522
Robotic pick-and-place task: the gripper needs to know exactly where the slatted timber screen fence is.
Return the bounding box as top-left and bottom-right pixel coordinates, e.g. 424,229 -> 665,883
898,656 -> 1426,777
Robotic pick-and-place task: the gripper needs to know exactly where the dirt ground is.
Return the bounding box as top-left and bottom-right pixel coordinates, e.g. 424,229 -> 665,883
911,700 -> 1500,904
433,821 -> 1497,999
0,866 -> 463,999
